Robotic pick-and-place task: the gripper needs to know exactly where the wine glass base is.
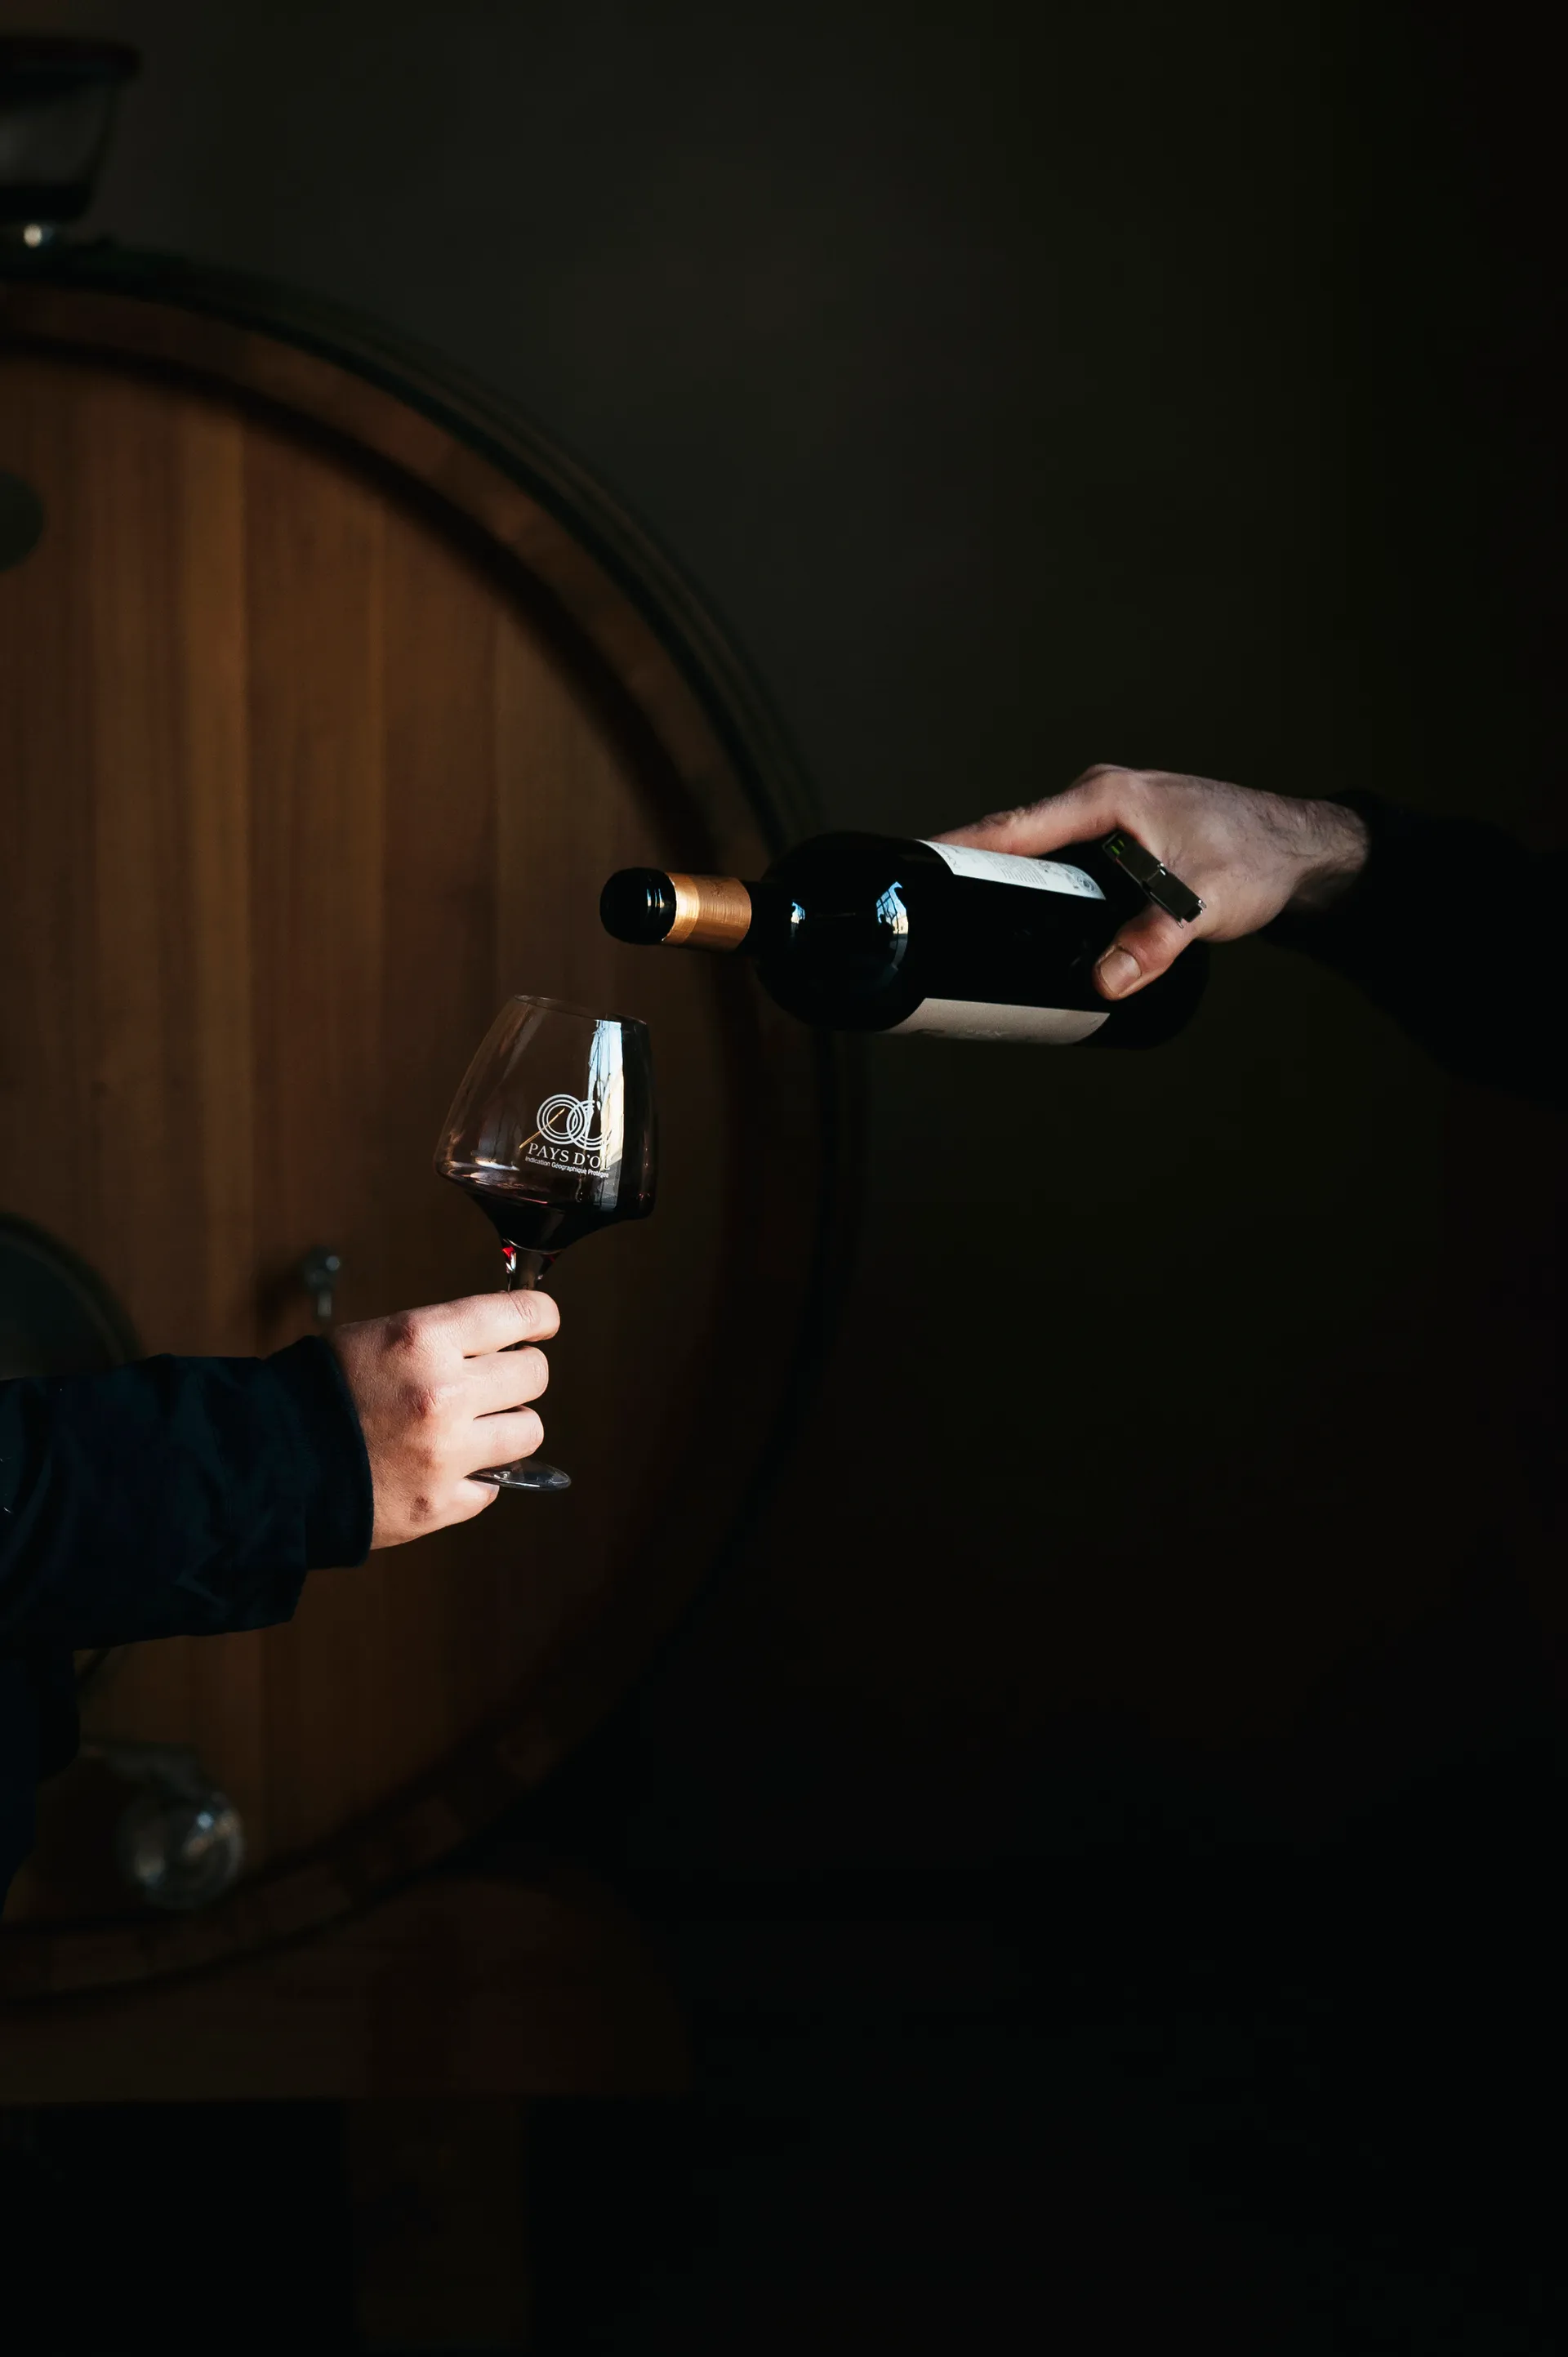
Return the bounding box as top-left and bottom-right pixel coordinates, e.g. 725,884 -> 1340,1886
473,1460 -> 572,1492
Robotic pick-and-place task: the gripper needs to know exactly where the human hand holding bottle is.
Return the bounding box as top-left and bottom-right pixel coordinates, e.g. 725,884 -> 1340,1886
935,766 -> 1370,1002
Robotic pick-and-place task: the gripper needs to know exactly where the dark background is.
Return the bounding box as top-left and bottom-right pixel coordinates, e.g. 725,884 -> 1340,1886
2,1 -> 1565,2348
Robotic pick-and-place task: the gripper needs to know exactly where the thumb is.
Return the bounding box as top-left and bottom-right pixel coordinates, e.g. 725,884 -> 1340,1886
1093,906 -> 1192,1000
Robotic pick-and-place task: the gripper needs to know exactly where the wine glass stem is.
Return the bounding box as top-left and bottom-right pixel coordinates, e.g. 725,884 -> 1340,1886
483,1244 -> 570,1490
504,1245 -> 556,1293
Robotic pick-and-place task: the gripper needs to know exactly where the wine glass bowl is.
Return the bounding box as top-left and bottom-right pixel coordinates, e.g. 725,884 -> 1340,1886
435,996 -> 657,1490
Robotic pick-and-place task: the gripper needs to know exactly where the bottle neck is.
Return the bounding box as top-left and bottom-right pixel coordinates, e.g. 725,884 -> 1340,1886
599,866 -> 756,950
661,871 -> 755,948
503,1244 -> 556,1290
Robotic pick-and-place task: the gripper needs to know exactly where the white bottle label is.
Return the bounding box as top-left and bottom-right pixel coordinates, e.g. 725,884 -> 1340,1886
920,840 -> 1106,900
889,998 -> 1108,1043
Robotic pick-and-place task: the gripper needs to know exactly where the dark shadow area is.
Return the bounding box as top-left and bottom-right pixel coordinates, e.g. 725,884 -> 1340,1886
523,1695 -> 1568,2349
0,2102 -> 355,2354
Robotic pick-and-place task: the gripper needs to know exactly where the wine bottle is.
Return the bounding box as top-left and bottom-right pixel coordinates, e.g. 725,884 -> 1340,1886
599,831 -> 1206,1045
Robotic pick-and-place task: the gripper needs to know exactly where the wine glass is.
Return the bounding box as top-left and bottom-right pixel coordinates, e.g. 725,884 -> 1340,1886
434,996 -> 657,1491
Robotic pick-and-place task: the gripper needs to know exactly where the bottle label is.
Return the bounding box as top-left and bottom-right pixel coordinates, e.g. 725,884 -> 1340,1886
889,997 -> 1109,1043
920,840 -> 1106,900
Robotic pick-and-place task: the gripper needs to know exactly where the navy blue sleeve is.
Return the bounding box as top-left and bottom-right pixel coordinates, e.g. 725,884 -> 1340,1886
0,1335 -> 373,1650
0,1647 -> 78,1908
1264,793 -> 1568,1110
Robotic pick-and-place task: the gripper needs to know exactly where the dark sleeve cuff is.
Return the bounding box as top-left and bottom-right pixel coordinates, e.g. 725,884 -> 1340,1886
266,1334 -> 376,1574
1262,791 -> 1428,969
1263,791 -> 1568,1107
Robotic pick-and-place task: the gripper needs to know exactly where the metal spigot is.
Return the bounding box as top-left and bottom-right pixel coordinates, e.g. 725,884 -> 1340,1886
299,1245 -> 342,1322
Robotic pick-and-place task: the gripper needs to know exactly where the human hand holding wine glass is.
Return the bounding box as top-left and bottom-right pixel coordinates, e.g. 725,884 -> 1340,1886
330,1290 -> 557,1546
434,996 -> 657,1492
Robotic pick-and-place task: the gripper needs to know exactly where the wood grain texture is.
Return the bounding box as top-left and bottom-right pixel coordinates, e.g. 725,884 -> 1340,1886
0,275 -> 844,1993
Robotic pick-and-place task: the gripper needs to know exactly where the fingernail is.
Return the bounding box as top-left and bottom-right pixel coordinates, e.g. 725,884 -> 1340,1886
1095,947 -> 1141,998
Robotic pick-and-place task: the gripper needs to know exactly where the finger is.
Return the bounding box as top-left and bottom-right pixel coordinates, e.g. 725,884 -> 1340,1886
470,1343 -> 550,1412
489,1289 -> 561,1348
932,766 -> 1145,857
402,1290 -> 562,1355
465,1407 -> 544,1470
1093,906 -> 1193,999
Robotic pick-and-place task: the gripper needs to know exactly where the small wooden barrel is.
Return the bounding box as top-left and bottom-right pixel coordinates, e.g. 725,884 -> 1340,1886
0,251 -> 851,1993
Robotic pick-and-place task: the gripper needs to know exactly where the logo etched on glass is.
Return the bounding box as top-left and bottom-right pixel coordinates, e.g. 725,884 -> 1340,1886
528,1093 -> 608,1174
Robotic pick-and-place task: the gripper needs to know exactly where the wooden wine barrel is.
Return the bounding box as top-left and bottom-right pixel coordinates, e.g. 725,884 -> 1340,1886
0,250 -> 852,1994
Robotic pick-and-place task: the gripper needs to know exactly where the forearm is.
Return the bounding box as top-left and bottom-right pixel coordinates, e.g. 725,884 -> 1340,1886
0,1338 -> 372,1650
1265,793 -> 1568,1108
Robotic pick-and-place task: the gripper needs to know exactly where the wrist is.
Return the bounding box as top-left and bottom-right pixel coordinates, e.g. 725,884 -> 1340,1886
1285,797 -> 1370,915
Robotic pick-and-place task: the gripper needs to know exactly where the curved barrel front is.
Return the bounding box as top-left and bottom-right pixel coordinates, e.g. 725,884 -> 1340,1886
0,256 -> 850,1993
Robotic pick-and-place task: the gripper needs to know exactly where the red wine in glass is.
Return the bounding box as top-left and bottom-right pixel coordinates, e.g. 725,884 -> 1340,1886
434,996 -> 657,1490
